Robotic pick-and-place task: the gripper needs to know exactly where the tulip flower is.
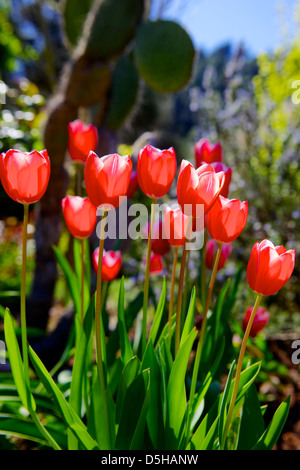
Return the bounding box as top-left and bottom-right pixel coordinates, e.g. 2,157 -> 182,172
205,239 -> 232,270
207,196 -> 248,244
246,240 -> 296,297
177,160 -> 225,218
194,138 -> 222,166
92,248 -> 122,282
242,306 -> 270,337
163,207 -> 190,247
0,149 -> 50,204
61,195 -> 97,239
222,239 -> 296,447
149,253 -> 163,275
211,162 -> 232,198
85,151 -> 132,211
68,119 -> 98,163
137,144 -> 176,352
137,144 -> 177,199
143,219 -> 170,255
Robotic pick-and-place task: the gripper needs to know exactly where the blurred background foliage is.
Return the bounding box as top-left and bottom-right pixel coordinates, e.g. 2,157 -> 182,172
0,0 -> 299,336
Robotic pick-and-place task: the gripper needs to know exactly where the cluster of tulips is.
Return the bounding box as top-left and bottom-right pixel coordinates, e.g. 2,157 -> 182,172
0,118 -> 296,450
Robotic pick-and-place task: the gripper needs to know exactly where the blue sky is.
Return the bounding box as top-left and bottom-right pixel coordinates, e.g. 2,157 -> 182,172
153,0 -> 298,56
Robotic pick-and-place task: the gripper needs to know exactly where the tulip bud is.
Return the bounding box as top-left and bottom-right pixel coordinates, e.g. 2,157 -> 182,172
68,119 -> 98,163
92,248 -> 122,282
207,196 -> 248,244
137,145 -> 177,199
247,240 -> 295,296
205,239 -> 232,270
242,306 -> 270,337
0,149 -> 50,204
61,195 -> 97,239
195,138 -> 222,166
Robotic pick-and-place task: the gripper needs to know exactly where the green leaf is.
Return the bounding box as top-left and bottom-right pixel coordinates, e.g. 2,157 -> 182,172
188,399 -> 219,450
218,359 -> 236,447
237,384 -> 265,450
68,294 -> 95,449
28,345 -> 99,450
252,396 -> 290,450
115,369 -> 150,450
142,340 -> 165,448
52,245 -> 80,314
115,356 -> 141,424
4,308 -> 35,412
148,277 -> 166,345
181,287 -> 196,346
166,328 -> 197,448
118,277 -> 133,364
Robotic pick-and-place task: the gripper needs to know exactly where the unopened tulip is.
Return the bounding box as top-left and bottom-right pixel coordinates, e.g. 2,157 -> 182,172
85,151 -> 132,210
247,240 -> 295,296
0,149 -> 50,204
195,138 -> 222,166
205,239 -> 232,270
92,248 -> 122,282
137,145 -> 177,199
242,306 -> 270,337
61,195 -> 97,239
177,160 -> 225,217
149,253 -> 163,275
163,207 -> 190,246
68,119 -> 98,163
207,196 -> 248,244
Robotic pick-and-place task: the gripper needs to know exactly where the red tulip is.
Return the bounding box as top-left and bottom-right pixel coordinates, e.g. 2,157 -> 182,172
0,149 -> 50,204
205,239 -> 232,270
143,220 -> 170,255
242,306 -> 270,337
163,207 -> 190,246
211,162 -> 232,198
149,252 -> 163,275
195,138 -> 222,166
92,248 -> 122,282
137,145 -> 177,199
127,170 -> 139,199
61,195 -> 97,239
177,160 -> 225,217
247,240 -> 296,296
68,119 -> 98,163
207,196 -> 248,244
85,151 -> 132,210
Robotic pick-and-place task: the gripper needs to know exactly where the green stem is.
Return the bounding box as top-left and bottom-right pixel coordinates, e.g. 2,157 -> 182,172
182,248 -> 190,324
186,241 -> 223,442
142,199 -> 156,354
80,238 -> 85,326
168,246 -> 179,349
95,210 -> 112,449
174,216 -> 193,357
21,204 -> 61,450
201,226 -> 208,306
221,293 -> 263,449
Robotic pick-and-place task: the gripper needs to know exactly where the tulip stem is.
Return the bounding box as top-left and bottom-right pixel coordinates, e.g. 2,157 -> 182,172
168,246 -> 179,349
95,210 -> 112,449
174,216 -> 193,357
20,203 -> 29,384
185,241 -> 223,442
20,204 -> 61,450
142,198 -> 156,354
221,293 -> 263,449
201,227 -> 208,306
80,238 -> 85,326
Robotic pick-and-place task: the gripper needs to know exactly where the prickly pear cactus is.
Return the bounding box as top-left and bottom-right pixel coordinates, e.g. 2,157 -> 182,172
133,19 -> 195,93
